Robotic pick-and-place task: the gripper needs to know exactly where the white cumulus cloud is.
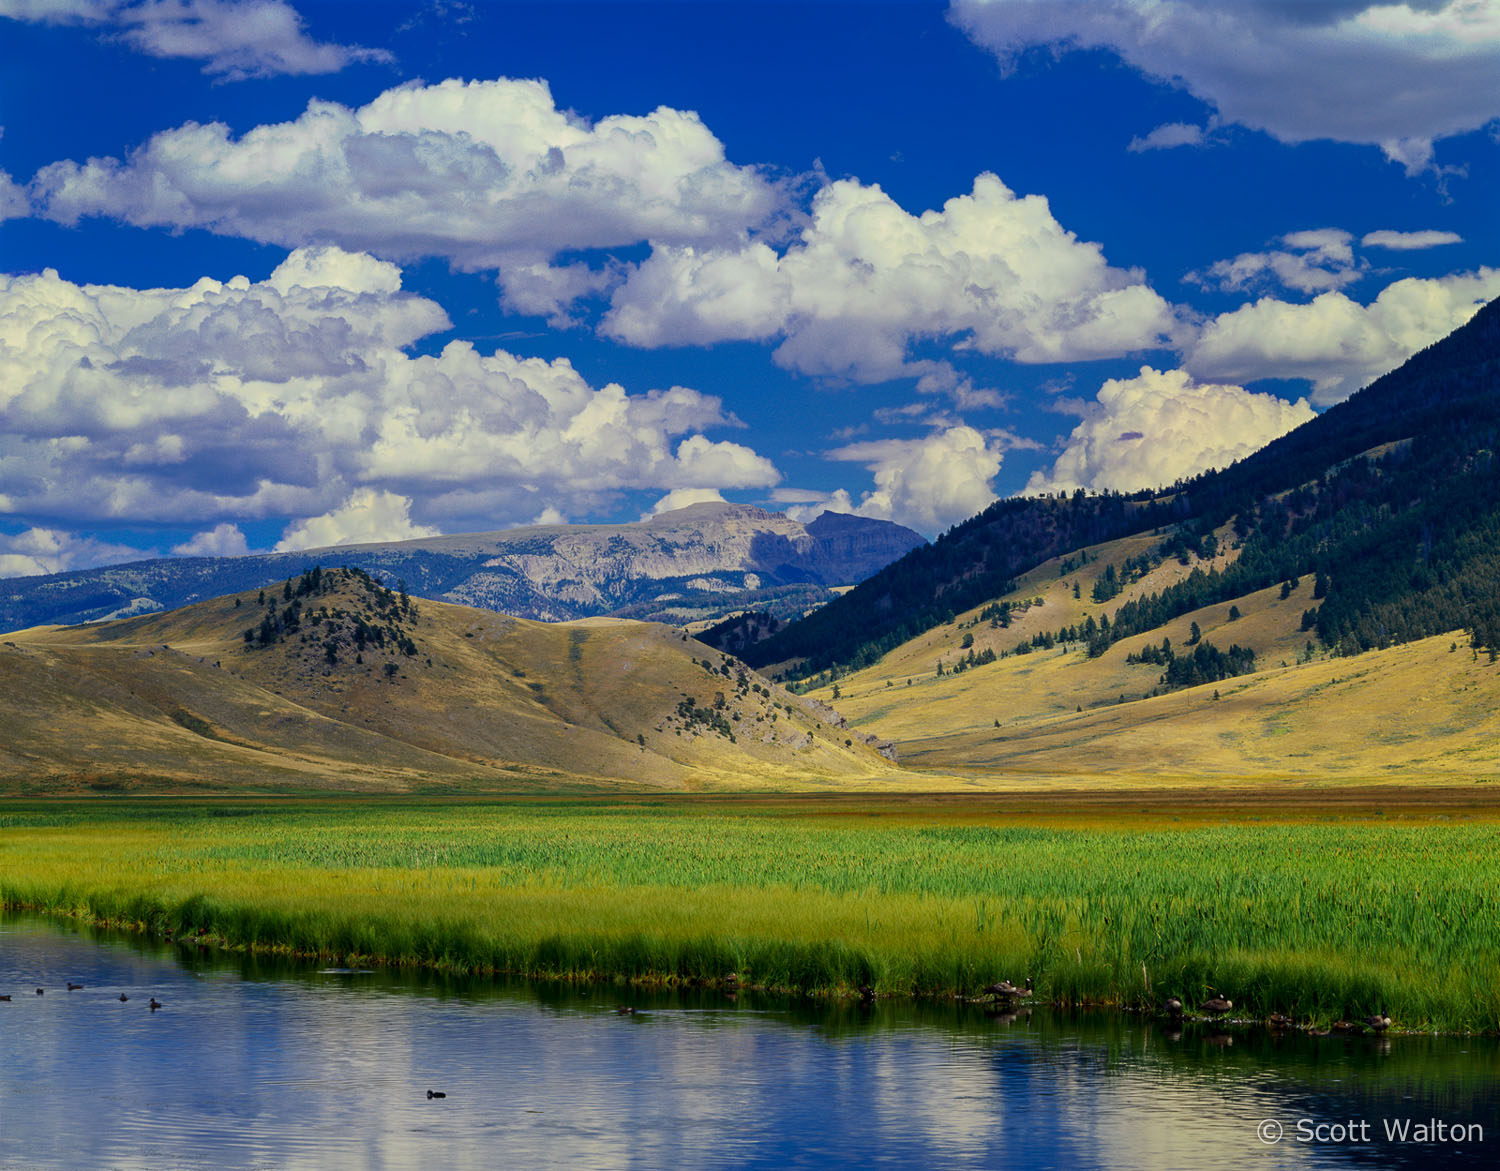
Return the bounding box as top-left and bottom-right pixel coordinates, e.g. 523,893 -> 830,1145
1127,121 -> 1212,152
1185,269 -> 1500,404
1188,228 -> 1364,295
0,526 -> 143,578
823,425 -> 1010,535
1025,366 -> 1315,495
603,173 -> 1181,385
0,169 -> 28,221
275,488 -> 438,551
172,522 -> 250,557
951,0 -> 1500,173
641,487 -> 726,520
0,0 -> 391,79
1361,229 -> 1464,251
0,246 -> 782,542
27,77 -> 783,280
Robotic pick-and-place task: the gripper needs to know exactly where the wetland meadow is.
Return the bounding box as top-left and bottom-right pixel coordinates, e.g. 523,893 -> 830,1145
4,790 -> 1497,1034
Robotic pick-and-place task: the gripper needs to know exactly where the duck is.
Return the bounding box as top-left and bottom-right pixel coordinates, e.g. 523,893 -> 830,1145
1364,1012 -> 1392,1033
1162,997 -> 1184,1017
857,983 -> 876,1004
35,988 -> 43,996
67,982 -> 83,991
1266,1013 -> 1294,1030
1198,995 -> 1233,1015
1331,1019 -> 1357,1033
614,1005 -> 637,1015
426,1090 -> 446,1100
118,993 -> 129,1002
148,998 -> 163,1011
0,994 -> 11,1002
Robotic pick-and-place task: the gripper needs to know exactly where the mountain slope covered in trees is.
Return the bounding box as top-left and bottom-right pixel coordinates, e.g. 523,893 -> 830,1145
746,295 -> 1500,679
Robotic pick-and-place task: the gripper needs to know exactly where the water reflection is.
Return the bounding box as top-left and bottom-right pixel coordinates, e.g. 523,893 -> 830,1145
1,914 -> 1494,1169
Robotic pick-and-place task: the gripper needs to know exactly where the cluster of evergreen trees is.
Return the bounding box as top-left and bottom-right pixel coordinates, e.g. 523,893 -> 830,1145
673,695 -> 735,740
1126,637 -> 1256,689
240,566 -> 422,667
1090,549 -> 1161,602
241,565 -> 330,647
937,646 -> 998,674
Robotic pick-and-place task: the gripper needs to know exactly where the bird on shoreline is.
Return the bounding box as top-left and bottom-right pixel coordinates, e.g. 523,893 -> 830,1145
1267,1013 -> 1293,1030
1162,997 -> 1183,1017
1199,996 -> 1233,1016
985,980 -> 1022,999
1365,1012 -> 1392,1033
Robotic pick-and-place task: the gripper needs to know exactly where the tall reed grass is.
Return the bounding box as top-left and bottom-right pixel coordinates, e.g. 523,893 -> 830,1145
2,800 -> 1496,1032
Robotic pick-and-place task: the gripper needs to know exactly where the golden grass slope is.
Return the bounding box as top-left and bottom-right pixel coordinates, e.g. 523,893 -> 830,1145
1,569 -> 894,792
816,528 -> 1500,783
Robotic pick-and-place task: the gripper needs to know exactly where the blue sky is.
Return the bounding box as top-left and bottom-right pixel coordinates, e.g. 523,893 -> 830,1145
2,0 -> 1498,575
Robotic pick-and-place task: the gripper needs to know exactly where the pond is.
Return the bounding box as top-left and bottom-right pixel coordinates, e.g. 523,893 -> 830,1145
0,913 -> 1494,1169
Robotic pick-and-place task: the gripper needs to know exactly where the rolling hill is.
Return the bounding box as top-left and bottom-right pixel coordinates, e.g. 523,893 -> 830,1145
804,524 -> 1500,783
0,566 -> 897,793
0,503 -> 923,633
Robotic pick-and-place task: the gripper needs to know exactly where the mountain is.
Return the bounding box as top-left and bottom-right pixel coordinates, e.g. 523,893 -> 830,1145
0,504 -> 924,634
747,294 -> 1500,679
0,566 -> 897,793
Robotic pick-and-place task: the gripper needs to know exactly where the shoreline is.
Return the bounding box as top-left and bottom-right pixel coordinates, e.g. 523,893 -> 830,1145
5,899 -> 1490,1039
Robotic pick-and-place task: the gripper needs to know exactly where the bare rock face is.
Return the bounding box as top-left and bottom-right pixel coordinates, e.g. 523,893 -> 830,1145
0,504 -> 925,632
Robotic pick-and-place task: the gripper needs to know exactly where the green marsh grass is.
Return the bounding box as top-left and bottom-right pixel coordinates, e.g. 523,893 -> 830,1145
2,798 -> 1497,1032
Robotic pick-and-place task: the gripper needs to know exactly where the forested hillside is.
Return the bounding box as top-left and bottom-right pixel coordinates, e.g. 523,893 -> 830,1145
746,296 -> 1500,679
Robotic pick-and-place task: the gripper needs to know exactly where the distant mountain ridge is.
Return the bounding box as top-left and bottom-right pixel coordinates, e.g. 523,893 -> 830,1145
0,504 -> 924,633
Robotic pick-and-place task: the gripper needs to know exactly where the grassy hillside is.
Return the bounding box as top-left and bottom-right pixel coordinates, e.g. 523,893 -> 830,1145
0,567 -> 894,793
810,528 -> 1500,783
